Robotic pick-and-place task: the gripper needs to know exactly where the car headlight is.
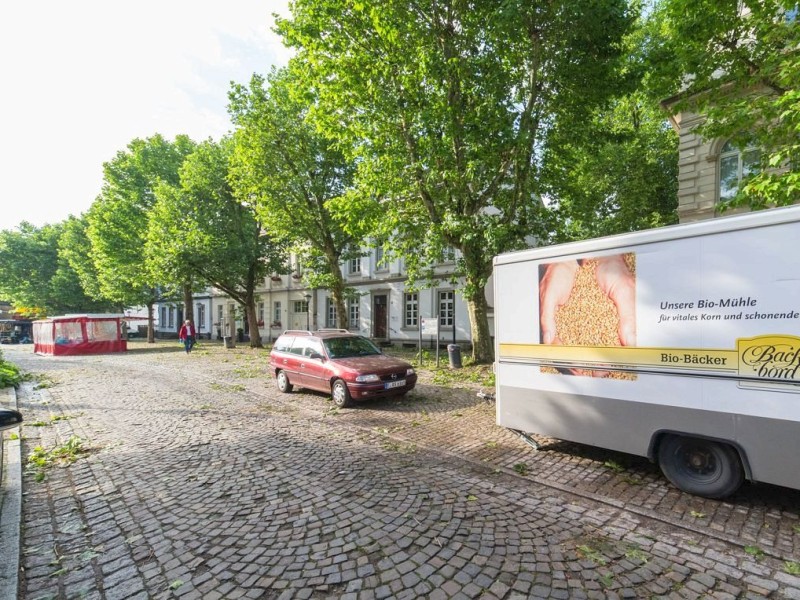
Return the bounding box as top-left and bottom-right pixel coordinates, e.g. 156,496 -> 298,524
406,368 -> 415,376
355,374 -> 381,383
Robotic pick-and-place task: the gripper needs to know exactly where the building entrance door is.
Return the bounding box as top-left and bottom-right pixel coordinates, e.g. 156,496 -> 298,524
373,294 -> 388,339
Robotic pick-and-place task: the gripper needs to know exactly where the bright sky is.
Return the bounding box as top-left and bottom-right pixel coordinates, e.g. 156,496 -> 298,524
0,0 -> 291,231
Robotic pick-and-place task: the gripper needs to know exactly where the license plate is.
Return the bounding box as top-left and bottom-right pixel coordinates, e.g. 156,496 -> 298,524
384,379 -> 406,389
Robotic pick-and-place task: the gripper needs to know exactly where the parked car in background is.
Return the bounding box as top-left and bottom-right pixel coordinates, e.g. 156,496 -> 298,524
269,329 -> 417,408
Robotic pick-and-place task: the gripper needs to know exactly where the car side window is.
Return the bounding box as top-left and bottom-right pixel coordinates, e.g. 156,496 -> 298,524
274,336 -> 294,353
289,338 -> 307,355
305,339 -> 323,358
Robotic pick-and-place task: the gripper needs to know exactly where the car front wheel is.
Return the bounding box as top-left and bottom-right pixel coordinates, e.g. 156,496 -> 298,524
331,379 -> 353,408
276,370 -> 293,393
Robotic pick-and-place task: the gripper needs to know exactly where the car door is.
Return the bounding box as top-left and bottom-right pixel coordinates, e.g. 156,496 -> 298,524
299,338 -> 329,392
274,336 -> 304,386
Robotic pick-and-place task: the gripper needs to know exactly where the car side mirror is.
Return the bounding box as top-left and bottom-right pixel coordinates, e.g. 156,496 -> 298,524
0,408 -> 23,432
309,351 -> 324,360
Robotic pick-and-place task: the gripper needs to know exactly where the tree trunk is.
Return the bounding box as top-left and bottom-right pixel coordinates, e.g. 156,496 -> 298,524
244,296 -> 263,348
461,245 -> 494,363
466,293 -> 494,363
328,262 -> 349,330
183,283 -> 194,326
147,302 -> 155,343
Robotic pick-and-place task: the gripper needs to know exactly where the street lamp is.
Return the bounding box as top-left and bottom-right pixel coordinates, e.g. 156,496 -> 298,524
304,293 -> 312,331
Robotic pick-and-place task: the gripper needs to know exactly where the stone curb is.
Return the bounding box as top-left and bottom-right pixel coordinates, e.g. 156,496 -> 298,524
0,386 -> 21,600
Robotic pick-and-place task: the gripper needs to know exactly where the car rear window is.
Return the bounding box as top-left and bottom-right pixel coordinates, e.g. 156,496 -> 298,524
273,336 -> 294,353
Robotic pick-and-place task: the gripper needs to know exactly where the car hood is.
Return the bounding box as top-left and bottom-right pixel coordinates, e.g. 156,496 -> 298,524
332,355 -> 411,373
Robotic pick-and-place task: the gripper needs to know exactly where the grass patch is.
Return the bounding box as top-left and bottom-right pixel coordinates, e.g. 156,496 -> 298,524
513,462 -> 529,476
744,545 -> 765,560
27,436 -> 87,481
785,561 -> 800,576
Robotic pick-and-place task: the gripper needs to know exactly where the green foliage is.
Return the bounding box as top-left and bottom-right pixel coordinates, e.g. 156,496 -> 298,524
652,0 -> 800,208
147,138 -> 284,347
229,67 -> 366,328
277,0 -> 635,360
0,222 -> 115,315
27,435 -> 86,481
0,353 -> 22,388
87,134 -> 195,310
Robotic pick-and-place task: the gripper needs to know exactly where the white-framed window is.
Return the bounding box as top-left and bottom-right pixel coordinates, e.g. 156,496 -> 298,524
168,307 -> 175,329
293,300 -> 309,314
273,301 -> 281,325
375,246 -> 388,272
326,298 -> 338,327
160,306 -> 167,328
217,305 -> 223,327
719,140 -> 760,203
349,257 -> 361,274
440,246 -> 457,263
348,298 -> 359,329
197,304 -> 205,330
404,293 -> 418,328
439,291 -> 454,328
258,302 -> 265,324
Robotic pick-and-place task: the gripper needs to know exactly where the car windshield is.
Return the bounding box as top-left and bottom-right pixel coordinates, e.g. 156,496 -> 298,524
323,336 -> 381,359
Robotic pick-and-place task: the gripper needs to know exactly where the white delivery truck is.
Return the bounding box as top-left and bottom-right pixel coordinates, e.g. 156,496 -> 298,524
493,205 -> 800,498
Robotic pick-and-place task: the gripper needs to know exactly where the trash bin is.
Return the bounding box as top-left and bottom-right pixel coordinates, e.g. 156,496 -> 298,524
237,328 -> 245,343
223,336 -> 235,349
447,344 -> 462,369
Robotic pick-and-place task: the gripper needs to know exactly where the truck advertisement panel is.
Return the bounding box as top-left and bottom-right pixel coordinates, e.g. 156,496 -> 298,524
493,206 -> 800,497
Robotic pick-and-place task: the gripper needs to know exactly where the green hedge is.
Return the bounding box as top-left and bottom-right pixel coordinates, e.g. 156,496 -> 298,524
0,351 -> 21,388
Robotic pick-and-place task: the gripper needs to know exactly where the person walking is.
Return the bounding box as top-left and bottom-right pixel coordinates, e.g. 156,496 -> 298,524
178,319 -> 196,354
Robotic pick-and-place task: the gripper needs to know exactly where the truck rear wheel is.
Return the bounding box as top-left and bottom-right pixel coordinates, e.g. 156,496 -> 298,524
658,434 -> 743,499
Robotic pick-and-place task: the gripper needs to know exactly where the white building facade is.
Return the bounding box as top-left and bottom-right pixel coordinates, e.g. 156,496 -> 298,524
154,248 -> 486,349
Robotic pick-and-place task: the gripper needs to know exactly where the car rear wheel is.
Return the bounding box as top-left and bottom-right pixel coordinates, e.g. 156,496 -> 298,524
276,370 -> 293,393
331,379 -> 353,408
658,434 -> 743,499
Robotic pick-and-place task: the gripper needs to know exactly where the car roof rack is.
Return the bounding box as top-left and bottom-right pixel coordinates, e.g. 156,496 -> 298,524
282,330 -> 313,336
316,328 -> 350,333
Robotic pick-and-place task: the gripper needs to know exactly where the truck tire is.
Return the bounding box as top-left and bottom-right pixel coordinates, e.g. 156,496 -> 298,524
276,370 -> 293,393
658,434 -> 744,499
331,379 -> 353,408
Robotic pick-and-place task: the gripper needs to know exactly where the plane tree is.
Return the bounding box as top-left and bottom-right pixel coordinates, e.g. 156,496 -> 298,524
147,138 -> 285,348
276,0 -> 634,361
648,0 -> 800,207
228,67 -> 372,330
86,134 -> 195,341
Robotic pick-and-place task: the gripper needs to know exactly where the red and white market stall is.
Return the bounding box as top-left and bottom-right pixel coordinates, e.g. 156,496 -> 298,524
33,314 -> 127,356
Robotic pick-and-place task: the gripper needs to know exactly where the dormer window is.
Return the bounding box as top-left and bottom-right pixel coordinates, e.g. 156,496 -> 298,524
719,140 -> 760,203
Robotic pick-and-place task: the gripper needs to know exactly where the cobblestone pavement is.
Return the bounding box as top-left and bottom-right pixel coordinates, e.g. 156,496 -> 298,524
4,342 -> 800,599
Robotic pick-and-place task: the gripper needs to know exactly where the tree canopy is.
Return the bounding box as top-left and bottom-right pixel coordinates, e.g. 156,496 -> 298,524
229,67 -> 370,329
0,222 -> 115,316
148,138 -> 285,348
651,0 -> 800,207
276,0 -> 635,360
87,134 -> 195,340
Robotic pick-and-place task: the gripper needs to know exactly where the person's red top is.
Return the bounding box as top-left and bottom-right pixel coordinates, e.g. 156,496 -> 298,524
178,323 -> 195,340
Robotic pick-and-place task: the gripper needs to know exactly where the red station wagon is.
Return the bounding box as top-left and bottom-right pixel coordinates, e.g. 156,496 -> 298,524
269,329 -> 418,408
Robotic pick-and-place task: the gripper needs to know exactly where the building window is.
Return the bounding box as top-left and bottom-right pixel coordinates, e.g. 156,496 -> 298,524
348,298 -> 359,329
326,298 -> 338,327
404,293 -> 418,327
440,246 -> 457,263
217,305 -> 223,327
439,291 -> 454,328
273,301 -> 281,325
375,246 -> 387,271
719,141 -> 759,203
292,300 -> 309,314
349,257 -> 361,274
168,307 -> 175,329
160,306 -> 167,328
258,302 -> 265,324
197,305 -> 205,330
